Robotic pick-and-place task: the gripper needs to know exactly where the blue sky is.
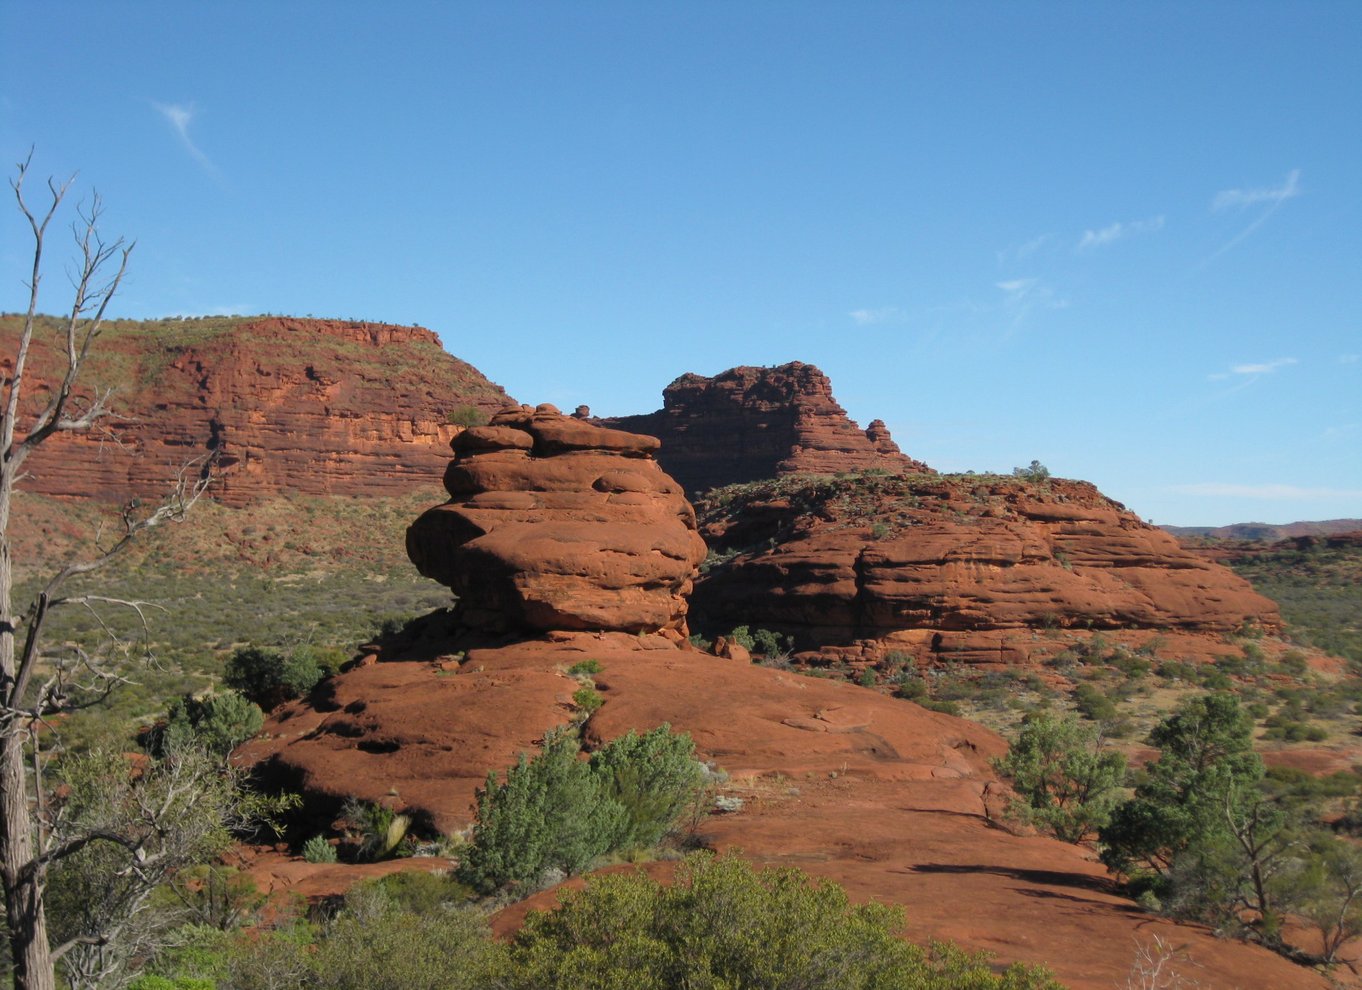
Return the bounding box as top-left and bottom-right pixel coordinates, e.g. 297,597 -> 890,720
2,1 -> 1358,526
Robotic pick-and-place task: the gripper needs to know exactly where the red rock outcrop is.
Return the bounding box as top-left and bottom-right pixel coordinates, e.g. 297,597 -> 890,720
0,315 -> 511,506
692,473 -> 1281,665
601,362 -> 930,497
405,405 -> 708,638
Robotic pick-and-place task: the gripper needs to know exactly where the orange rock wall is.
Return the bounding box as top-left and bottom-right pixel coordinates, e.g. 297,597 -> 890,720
0,316 -> 511,506
693,474 -> 1281,664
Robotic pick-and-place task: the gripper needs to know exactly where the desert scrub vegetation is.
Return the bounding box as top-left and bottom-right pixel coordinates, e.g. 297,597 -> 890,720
1222,538 -> 1362,665
128,854 -> 1061,990
500,852 -> 1062,990
456,724 -> 704,894
1097,692 -> 1362,963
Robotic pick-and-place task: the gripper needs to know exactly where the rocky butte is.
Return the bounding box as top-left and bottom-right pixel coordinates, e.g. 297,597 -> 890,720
241,406 -> 1318,990
600,361 -> 929,497
691,471 -> 1281,666
0,315 -> 510,506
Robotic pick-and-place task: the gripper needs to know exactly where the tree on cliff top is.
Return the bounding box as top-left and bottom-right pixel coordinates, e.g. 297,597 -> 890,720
0,154 -> 214,990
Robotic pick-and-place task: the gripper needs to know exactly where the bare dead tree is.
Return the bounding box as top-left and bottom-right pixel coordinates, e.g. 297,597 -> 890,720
1,153 -> 214,990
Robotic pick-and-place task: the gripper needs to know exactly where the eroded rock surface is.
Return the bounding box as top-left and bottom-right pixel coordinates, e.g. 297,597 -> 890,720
693,473 -> 1281,664
405,405 -> 707,638
240,632 -> 1326,990
0,315 -> 510,506
601,362 -> 929,496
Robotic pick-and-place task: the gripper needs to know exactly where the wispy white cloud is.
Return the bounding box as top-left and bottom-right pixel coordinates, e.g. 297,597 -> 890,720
1169,482 -> 1362,500
1207,357 -> 1297,381
1231,357 -> 1298,375
848,306 -> 906,326
1077,215 -> 1165,251
154,101 -> 214,171
994,277 -> 1068,334
1212,169 -> 1302,211
996,233 -> 1054,265
1201,169 -> 1302,264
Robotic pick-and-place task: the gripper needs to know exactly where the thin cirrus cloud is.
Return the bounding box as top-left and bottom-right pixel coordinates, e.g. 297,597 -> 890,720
1207,357 -> 1297,381
1202,169 -> 1302,264
1212,169 -> 1302,211
1170,483 -> 1362,500
848,306 -> 906,326
1077,215 -> 1165,251
153,101 -> 215,171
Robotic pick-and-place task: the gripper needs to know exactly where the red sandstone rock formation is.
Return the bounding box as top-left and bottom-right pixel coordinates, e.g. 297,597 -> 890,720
601,362 -> 930,496
405,404 -> 708,638
239,412 -> 1324,988
692,473 -> 1281,665
0,315 -> 511,506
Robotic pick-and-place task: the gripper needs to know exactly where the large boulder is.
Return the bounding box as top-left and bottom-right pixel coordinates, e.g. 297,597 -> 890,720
406,404 -> 707,638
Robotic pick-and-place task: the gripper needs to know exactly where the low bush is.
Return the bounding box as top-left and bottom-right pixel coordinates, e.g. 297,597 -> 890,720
223,644 -> 344,710
505,852 -> 1062,989
456,725 -> 702,894
303,834 -> 337,864
571,685 -> 603,714
1073,682 -> 1118,723
147,691 -> 264,756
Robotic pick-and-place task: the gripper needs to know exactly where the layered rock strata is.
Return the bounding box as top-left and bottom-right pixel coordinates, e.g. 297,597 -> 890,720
405,404 -> 708,638
0,315 -> 510,506
693,473 -> 1281,664
602,362 -> 930,497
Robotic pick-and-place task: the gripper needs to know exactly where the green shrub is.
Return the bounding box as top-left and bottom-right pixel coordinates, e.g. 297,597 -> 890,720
223,645 -> 334,710
572,685 -> 604,714
456,729 -> 622,893
920,699 -> 960,716
749,627 -> 791,659
148,691 -> 265,756
1072,682 -> 1118,723
727,625 -> 757,651
446,405 -> 489,427
303,834 -> 337,864
567,659 -> 602,676
589,725 -> 704,850
994,713 -> 1126,843
892,670 -> 927,701
456,726 -> 701,894
505,852 -> 1061,989
312,885 -> 496,990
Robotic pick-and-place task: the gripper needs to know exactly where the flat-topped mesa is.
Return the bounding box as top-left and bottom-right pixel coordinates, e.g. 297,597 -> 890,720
0,315 -> 511,506
405,404 -> 707,639
600,362 -> 931,498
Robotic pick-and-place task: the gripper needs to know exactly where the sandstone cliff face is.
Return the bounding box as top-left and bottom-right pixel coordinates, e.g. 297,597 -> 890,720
692,473 -> 1281,664
0,315 -> 511,506
601,362 -> 929,497
406,405 -> 708,638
